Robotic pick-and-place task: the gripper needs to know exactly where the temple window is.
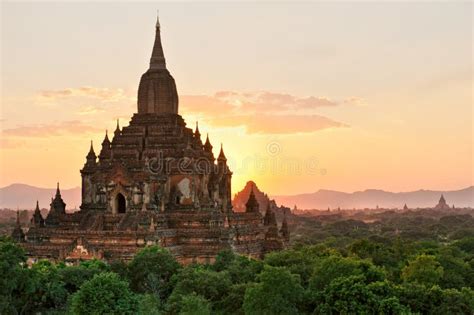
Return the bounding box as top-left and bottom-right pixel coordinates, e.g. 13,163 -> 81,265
116,193 -> 126,214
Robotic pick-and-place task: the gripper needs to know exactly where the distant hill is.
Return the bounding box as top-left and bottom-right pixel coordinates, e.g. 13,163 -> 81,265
1,183 -> 472,211
0,184 -> 81,210
233,181 -> 271,213
271,186 -> 474,210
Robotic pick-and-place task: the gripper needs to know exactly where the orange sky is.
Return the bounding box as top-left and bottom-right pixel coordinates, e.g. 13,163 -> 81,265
1,2 -> 472,195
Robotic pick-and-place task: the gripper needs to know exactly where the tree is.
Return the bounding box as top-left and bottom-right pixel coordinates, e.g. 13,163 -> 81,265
435,287 -> 474,315
212,249 -> 235,272
28,259 -> 68,312
128,246 -> 180,299
0,237 -> 29,314
401,254 -> 444,286
453,237 -> 474,254
137,294 -> 162,315
264,249 -> 316,286
178,294 -> 211,315
59,259 -> 110,293
212,250 -> 263,284
243,266 -> 304,315
397,283 -> 474,314
315,275 -> 408,314
436,247 -> 471,289
166,265 -> 232,313
219,283 -> 248,315
309,255 -> 385,291
69,272 -> 139,314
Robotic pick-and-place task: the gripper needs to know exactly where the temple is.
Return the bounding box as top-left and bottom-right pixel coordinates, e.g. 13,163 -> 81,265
16,15 -> 288,264
434,194 -> 451,210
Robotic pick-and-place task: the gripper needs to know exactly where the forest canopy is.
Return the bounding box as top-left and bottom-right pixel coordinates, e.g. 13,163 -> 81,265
1,210 -> 474,314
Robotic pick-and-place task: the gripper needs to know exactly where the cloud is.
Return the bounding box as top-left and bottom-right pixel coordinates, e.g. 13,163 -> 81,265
2,120 -> 101,137
37,87 -> 127,102
180,95 -> 235,116
0,138 -> 26,149
181,90 -> 352,134
76,105 -> 106,116
208,114 -> 348,134
23,88 -> 355,135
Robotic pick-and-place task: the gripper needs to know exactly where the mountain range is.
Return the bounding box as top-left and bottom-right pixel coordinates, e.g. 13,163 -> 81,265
0,183 -> 472,210
0,184 -> 81,210
271,186 -> 474,210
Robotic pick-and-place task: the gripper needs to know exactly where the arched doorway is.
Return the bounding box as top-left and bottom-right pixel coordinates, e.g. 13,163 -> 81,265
116,193 -> 126,214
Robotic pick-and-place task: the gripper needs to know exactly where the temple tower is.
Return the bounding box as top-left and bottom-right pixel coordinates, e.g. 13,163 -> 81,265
137,15 -> 178,114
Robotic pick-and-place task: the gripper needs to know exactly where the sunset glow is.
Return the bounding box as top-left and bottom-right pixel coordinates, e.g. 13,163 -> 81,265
1,2 -> 472,196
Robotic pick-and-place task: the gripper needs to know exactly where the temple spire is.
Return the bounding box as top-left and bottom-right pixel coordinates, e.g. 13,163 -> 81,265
103,130 -> 110,143
204,133 -> 213,152
218,143 -> 227,161
32,200 -> 44,228
137,14 -> 178,115
11,209 -> 25,242
195,121 -> 200,136
150,12 -> 166,70
88,141 -> 95,155
245,186 -> 259,213
114,119 -> 121,137
439,194 -> 446,204
86,140 -> 97,165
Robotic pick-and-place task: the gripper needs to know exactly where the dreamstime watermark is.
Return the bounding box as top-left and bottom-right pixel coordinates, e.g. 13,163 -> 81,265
146,141 -> 327,177
266,141 -> 281,157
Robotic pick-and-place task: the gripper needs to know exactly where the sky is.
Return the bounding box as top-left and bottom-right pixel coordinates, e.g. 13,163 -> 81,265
0,1 -> 472,196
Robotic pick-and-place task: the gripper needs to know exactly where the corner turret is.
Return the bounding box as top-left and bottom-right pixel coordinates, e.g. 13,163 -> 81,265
11,210 -> 25,242
85,141 -> 97,167
114,119 -> 121,138
45,183 -> 66,226
194,122 -> 202,147
99,130 -> 112,161
31,200 -> 45,228
245,187 -> 259,213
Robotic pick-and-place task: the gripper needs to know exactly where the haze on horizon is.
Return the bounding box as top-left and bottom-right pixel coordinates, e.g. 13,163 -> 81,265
1,2 -> 472,196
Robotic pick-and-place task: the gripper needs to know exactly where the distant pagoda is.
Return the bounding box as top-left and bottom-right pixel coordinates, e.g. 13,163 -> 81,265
434,194 -> 451,210
17,15 -> 287,264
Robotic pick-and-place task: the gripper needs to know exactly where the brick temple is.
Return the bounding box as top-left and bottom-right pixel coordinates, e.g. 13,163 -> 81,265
14,16 -> 288,264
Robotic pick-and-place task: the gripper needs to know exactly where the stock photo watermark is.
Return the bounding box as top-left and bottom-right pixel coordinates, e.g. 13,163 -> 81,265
146,141 -> 327,177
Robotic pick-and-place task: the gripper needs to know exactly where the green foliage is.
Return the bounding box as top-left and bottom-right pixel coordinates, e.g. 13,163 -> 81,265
213,250 -> 263,284
178,294 -> 211,315
69,272 -> 139,314
219,283 -> 247,315
264,249 -> 316,286
167,265 -> 232,313
2,210 -> 474,315
59,259 -> 110,293
0,237 -> 28,314
401,254 -> 444,286
29,259 -> 68,311
315,275 -> 408,314
128,246 -> 180,299
212,249 -> 235,271
243,266 -> 304,315
397,283 -> 474,315
453,237 -> 474,254
110,259 -> 129,279
309,255 -> 385,291
137,293 -> 162,315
